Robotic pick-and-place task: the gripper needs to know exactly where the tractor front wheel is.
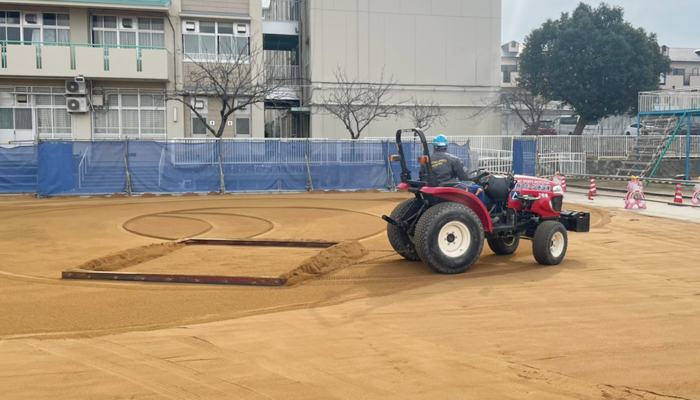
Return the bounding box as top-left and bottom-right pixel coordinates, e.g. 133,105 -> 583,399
532,221 -> 568,265
415,202 -> 484,274
387,198 -> 421,261
487,235 -> 520,255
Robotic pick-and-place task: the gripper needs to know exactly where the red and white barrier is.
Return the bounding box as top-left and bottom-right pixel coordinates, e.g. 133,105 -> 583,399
552,172 -> 567,193
624,176 -> 647,210
692,179 -> 700,206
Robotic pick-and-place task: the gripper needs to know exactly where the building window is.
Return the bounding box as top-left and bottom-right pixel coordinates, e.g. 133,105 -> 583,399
235,117 -> 250,136
182,20 -> 250,61
0,89 -> 72,139
0,108 -> 32,130
660,73 -> 666,85
35,93 -> 72,138
92,15 -> 164,47
0,11 -> 69,43
693,68 -> 699,76
192,117 -> 208,134
501,65 -> 518,83
93,91 -> 166,139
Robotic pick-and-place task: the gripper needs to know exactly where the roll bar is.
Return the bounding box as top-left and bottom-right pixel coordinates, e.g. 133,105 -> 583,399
395,128 -> 439,187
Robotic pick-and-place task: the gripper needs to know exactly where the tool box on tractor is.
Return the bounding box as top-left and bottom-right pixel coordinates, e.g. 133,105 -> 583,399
382,128 -> 590,274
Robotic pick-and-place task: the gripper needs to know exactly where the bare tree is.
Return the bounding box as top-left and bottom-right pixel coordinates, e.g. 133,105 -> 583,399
168,34 -> 289,138
471,86 -> 550,134
315,67 -> 403,140
405,96 -> 447,131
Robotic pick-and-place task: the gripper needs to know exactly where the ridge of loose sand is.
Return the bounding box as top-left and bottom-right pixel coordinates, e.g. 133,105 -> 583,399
283,241 -> 365,286
74,242 -> 185,272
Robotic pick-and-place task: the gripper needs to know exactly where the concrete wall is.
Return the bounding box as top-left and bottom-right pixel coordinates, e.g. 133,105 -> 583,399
306,0 -> 502,139
182,0 -> 249,14
183,98 -> 254,138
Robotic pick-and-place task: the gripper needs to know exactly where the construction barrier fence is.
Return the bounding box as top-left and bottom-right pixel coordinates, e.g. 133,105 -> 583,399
0,137 -> 543,196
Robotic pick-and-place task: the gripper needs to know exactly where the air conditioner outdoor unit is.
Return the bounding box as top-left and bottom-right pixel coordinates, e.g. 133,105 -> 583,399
66,79 -> 86,95
67,97 -> 88,113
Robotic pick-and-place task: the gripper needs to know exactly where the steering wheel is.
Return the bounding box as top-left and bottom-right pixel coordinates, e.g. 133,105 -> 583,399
469,168 -> 490,186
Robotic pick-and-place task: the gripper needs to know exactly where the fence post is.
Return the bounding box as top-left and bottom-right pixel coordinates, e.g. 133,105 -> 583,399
304,138 -> 313,192
218,138 -> 226,194
385,140 -> 396,191
124,138 -> 132,196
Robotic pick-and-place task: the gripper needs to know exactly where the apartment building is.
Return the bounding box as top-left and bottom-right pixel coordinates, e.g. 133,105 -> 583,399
659,46 -> 700,90
0,0 -> 501,142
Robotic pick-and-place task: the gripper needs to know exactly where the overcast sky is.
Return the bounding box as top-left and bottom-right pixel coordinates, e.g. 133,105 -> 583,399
502,0 -> 700,48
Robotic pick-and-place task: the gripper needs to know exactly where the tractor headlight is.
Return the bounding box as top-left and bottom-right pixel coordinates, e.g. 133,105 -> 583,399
553,185 -> 564,195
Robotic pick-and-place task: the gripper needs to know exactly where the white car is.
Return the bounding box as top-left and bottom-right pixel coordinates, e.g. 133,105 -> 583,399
624,123 -> 648,136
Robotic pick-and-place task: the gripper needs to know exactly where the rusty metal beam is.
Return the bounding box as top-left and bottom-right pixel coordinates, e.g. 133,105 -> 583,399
62,270 -> 287,286
182,238 -> 338,248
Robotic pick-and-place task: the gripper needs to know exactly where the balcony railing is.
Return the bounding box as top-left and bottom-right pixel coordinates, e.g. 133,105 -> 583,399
262,0 -> 301,21
0,41 -> 168,80
266,64 -> 301,86
639,89 -> 700,113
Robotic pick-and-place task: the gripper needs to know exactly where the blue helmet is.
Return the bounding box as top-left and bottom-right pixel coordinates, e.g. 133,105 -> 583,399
433,134 -> 449,148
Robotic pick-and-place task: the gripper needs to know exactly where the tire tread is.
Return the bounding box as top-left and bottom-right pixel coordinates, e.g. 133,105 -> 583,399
532,220 -> 568,265
387,198 -> 421,261
415,202 -> 484,274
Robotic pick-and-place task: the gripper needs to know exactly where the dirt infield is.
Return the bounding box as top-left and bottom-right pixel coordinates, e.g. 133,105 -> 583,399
1,192 -> 700,399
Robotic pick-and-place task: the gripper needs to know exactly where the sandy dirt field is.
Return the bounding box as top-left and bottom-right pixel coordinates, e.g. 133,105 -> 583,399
1,191 -> 700,399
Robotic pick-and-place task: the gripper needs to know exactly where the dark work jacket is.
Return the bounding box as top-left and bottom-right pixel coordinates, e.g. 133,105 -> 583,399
419,148 -> 470,184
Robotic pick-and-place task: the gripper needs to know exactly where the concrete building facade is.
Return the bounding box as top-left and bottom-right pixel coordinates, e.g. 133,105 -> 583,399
0,0 -> 501,143
305,0 -> 502,139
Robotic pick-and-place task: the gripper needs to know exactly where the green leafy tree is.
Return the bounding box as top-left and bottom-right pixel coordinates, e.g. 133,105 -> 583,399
518,3 -> 671,135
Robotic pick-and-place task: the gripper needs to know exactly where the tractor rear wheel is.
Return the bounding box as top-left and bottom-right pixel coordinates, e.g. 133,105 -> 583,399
532,221 -> 568,265
415,202 -> 484,274
387,198 -> 421,261
487,235 -> 520,255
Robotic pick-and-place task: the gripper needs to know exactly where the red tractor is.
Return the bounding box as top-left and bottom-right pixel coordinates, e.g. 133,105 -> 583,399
383,129 -> 590,274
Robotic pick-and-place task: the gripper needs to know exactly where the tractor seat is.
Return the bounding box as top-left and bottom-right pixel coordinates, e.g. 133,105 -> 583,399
485,176 -> 510,203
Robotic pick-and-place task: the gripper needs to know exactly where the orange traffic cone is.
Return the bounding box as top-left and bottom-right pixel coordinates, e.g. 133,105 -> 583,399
589,177 -> 597,197
674,182 -> 683,204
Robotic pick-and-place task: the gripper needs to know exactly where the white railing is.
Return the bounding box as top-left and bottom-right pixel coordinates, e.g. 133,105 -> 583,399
473,149 -> 513,174
581,136 -> 636,159
159,135 -> 699,167
77,146 -> 91,188
537,152 -> 586,177
639,88 -> 700,113
167,138 -> 388,166
662,135 -> 700,158
169,139 -> 219,165
266,64 -> 301,86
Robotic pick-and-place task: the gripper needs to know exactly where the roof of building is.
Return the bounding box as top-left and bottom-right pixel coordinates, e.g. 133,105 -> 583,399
667,47 -> 700,62
501,41 -> 523,58
23,0 -> 171,7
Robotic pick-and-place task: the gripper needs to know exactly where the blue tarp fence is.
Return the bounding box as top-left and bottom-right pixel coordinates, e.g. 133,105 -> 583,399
513,138 -> 537,176
0,138 -> 538,197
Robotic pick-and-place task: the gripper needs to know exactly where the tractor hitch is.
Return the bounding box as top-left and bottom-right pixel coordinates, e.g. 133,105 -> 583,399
382,215 -> 398,226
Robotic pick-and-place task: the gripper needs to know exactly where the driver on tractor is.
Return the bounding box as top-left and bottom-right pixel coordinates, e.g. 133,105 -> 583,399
420,135 -> 489,206
419,134 -> 470,184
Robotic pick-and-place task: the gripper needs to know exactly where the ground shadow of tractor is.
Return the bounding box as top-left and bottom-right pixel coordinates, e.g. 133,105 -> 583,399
307,248 -> 587,327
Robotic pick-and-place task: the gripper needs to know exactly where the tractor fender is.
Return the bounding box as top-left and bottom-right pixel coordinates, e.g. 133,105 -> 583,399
420,187 -> 493,233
